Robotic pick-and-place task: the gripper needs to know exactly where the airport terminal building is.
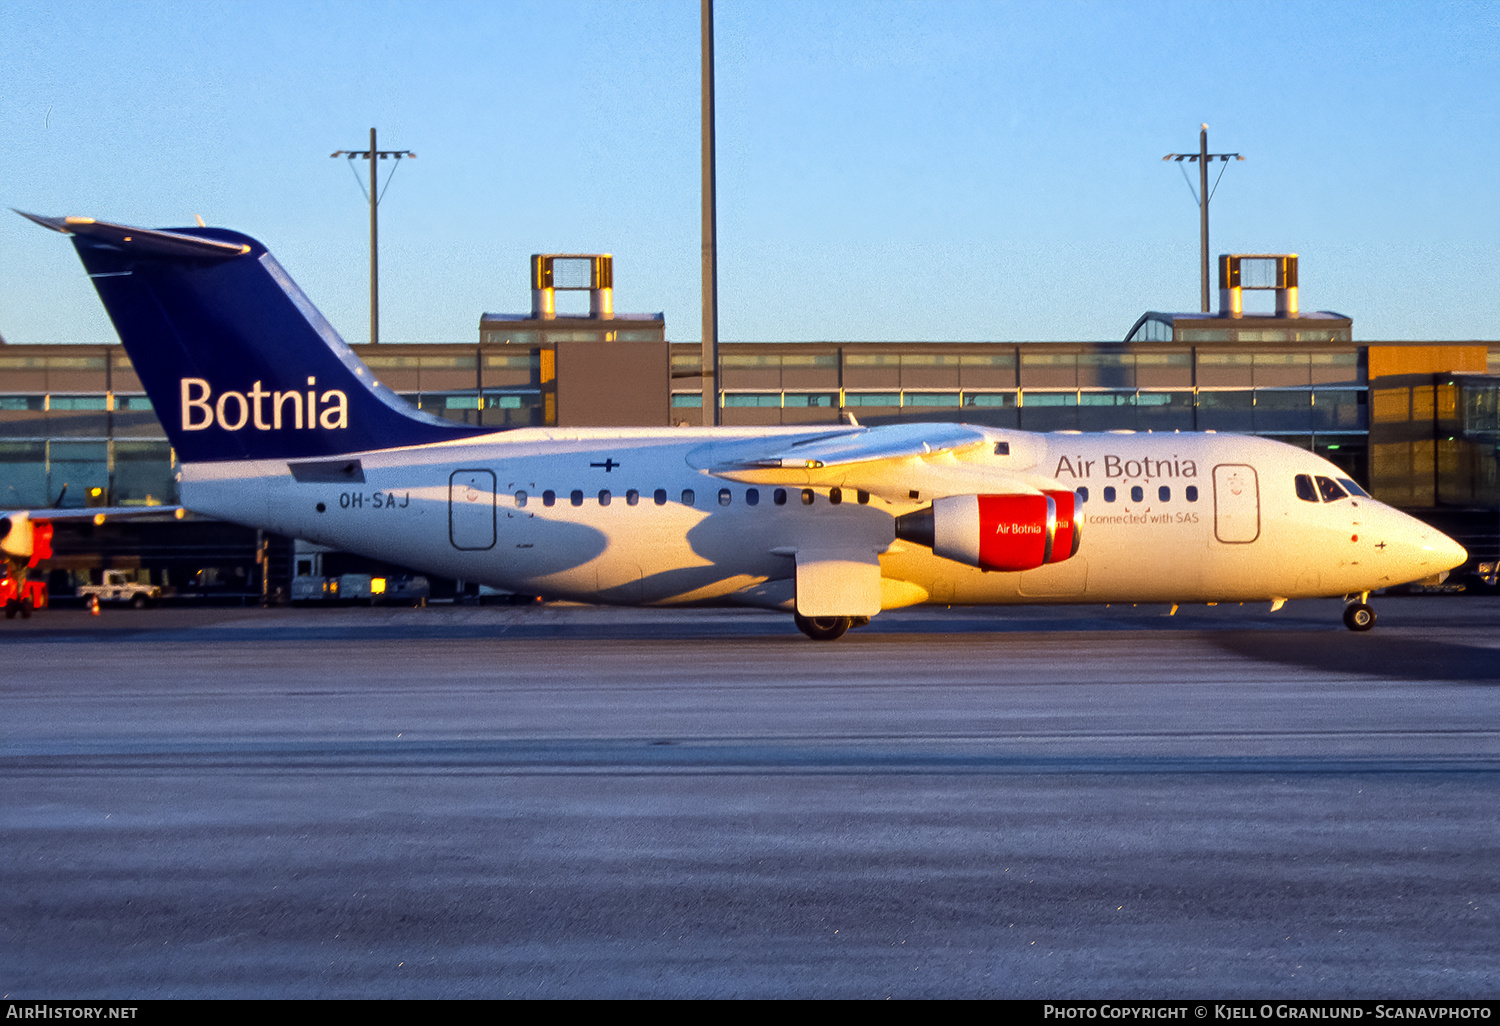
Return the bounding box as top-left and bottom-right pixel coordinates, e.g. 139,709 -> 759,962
3,253 -> 1497,600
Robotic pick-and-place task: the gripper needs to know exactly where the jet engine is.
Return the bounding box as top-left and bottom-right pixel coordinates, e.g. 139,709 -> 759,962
0,512 -> 52,566
894,491 -> 1080,572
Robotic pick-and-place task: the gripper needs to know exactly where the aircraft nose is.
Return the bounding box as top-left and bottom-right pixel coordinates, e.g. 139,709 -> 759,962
1398,519 -> 1467,576
1375,508 -> 1468,582
1426,531 -> 1468,573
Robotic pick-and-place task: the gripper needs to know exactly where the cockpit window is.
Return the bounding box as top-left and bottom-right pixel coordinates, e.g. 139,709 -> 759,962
1316,476 -> 1348,502
1338,478 -> 1370,498
1294,474 -> 1318,502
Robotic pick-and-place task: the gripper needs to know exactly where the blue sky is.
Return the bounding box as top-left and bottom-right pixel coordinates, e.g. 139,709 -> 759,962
2,0 -> 1496,345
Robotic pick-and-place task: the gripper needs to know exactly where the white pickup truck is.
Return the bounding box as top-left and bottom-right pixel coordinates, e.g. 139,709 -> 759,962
78,570 -> 163,609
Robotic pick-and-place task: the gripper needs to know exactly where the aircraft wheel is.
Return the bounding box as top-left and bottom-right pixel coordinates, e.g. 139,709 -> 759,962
1343,602 -> 1376,632
794,614 -> 851,641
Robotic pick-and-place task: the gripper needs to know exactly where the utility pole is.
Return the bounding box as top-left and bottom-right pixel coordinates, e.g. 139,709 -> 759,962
331,128 -> 415,343
1164,125 -> 1243,313
701,0 -> 720,426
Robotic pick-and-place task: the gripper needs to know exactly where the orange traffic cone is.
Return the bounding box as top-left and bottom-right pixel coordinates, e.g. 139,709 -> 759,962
89,594 -> 100,616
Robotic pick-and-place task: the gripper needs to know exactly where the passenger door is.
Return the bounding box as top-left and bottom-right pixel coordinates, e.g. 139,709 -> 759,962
449,469 -> 496,550
1212,464 -> 1260,543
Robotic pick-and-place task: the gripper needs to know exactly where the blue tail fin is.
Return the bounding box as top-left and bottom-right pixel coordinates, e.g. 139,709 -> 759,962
20,212 -> 491,463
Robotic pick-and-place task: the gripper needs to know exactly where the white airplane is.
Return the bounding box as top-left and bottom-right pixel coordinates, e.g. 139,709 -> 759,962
5,212 -> 1467,637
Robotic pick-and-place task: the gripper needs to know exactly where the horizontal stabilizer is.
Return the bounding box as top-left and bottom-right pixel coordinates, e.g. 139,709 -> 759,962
13,210 -> 250,260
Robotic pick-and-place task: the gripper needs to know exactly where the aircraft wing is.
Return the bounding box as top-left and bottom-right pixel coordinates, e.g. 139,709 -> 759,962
3,506 -> 186,523
2,507 -> 186,567
707,422 -> 1051,502
718,422 -> 993,470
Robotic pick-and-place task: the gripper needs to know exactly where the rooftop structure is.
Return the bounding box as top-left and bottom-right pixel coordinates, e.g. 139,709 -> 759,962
1125,254 -> 1352,345
476,253 -> 668,428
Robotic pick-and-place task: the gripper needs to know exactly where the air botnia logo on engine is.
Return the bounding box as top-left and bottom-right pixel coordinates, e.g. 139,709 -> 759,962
180,377 -> 348,431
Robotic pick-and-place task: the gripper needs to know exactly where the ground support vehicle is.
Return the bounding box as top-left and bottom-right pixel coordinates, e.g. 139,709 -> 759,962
77,570 -> 163,609
1,573 -> 48,618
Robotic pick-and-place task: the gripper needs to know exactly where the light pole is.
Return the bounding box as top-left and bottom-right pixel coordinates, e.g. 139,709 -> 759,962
701,0 -> 720,426
331,128 -> 415,344
1164,125 -> 1243,313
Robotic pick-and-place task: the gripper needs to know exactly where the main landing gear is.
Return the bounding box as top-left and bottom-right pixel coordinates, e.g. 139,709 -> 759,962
1342,592 -> 1376,632
794,613 -> 853,641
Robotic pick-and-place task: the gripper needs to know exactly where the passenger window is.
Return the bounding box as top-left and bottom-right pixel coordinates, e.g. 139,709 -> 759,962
543,490 -> 556,507
746,488 -> 759,506
1130,486 -> 1144,503
1158,486 -> 1170,502
718,488 -> 732,506
994,442 -> 1010,455
1103,487 -> 1116,503
1185,486 -> 1198,502
570,490 -> 583,507
681,489 -> 695,506
1316,476 -> 1347,502
1295,474 -> 1318,502
654,488 -> 667,506
829,487 -> 843,505
515,490 -> 527,507
774,488 -> 787,506
626,489 -> 639,506
1075,486 -> 1089,503
801,488 -> 815,505
598,490 -> 611,506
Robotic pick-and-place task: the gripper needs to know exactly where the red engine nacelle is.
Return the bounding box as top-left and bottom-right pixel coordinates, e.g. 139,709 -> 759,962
30,521 -> 54,566
895,491 -> 1081,572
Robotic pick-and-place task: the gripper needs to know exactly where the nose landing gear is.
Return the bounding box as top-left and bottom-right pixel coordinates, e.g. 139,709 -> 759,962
1343,592 -> 1376,632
